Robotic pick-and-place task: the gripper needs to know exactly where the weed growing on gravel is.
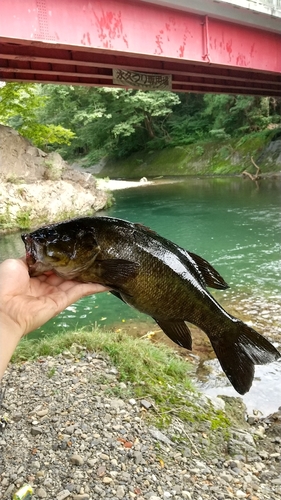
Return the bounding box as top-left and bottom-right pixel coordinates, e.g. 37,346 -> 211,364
13,328 -> 192,388
47,366 -> 56,378
12,328 -> 230,434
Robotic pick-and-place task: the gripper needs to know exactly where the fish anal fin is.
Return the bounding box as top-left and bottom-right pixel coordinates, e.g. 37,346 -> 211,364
189,251 -> 229,290
95,259 -> 139,285
154,319 -> 192,350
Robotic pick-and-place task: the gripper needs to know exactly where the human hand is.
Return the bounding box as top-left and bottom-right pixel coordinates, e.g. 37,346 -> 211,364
0,258 -> 109,379
0,258 -> 109,337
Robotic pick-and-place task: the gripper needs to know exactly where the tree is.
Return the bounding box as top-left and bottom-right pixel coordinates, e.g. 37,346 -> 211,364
39,86 -> 181,161
8,81 -> 279,163
0,82 -> 75,148
202,94 -> 281,138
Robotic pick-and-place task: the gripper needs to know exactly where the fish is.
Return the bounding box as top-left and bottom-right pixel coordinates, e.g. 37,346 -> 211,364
22,216 -> 280,395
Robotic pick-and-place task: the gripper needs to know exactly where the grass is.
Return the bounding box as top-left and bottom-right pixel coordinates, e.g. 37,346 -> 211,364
13,328 -> 192,390
12,328 -> 230,439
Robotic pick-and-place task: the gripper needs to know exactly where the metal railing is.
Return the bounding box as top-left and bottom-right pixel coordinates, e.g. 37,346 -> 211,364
217,0 -> 281,16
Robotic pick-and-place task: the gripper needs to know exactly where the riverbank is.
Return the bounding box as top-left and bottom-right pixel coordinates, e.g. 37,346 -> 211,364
100,130 -> 281,179
1,329 -> 280,500
0,126 -> 111,233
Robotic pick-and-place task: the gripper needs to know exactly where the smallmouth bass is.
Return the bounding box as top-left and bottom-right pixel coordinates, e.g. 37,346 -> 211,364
22,216 -> 280,395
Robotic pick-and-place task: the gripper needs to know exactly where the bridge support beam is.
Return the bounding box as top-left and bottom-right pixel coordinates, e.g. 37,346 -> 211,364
0,0 -> 280,95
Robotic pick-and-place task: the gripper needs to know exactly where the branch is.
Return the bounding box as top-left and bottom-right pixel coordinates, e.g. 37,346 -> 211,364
250,156 -> 261,178
242,157 -> 261,182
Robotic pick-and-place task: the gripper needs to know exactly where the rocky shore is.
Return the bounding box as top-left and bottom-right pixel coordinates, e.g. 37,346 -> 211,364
1,348 -> 280,500
0,126 -> 110,233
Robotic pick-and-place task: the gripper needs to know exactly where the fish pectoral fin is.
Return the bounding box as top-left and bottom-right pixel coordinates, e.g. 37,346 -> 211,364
96,259 -> 140,285
189,251 -> 229,290
154,319 -> 192,350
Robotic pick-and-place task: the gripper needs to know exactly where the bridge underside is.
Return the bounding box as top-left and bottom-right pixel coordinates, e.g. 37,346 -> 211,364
0,0 -> 280,97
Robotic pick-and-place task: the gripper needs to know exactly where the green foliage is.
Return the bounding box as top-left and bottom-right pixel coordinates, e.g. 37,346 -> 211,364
0,82 -> 44,123
15,209 -> 31,230
209,128 -> 230,140
0,205 -> 13,231
1,81 -> 280,166
0,83 -> 75,148
27,123 -> 75,149
202,94 -> 280,136
38,86 -> 180,161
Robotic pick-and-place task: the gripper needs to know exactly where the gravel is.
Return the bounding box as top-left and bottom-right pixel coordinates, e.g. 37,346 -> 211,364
1,350 -> 281,500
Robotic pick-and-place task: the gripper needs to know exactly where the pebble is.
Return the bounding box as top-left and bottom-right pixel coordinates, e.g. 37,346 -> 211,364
31,427 -> 43,436
37,409 -> 49,417
57,490 -> 71,500
236,490 -> 247,498
87,458 -> 96,467
116,485 -> 125,498
149,427 -> 173,445
0,351 -> 280,500
103,477 -> 113,484
36,487 -> 47,498
140,399 -> 152,409
64,425 -> 75,434
69,454 -> 84,466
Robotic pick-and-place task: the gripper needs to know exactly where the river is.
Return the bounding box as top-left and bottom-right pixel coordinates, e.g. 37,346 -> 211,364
1,177 -> 281,414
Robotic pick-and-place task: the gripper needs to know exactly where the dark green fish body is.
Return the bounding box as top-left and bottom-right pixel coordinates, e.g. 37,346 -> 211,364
22,216 -> 280,395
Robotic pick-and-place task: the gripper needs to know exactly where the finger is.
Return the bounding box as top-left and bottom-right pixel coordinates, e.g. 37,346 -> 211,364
0,259 -> 29,291
36,273 -> 63,286
41,273 -> 110,292
62,282 -> 110,305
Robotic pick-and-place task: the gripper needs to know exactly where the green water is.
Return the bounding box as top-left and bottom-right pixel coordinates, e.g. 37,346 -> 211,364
2,176 -> 281,413
1,177 -> 280,339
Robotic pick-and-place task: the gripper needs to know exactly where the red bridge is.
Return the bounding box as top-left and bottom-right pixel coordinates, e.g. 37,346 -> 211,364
0,0 -> 280,96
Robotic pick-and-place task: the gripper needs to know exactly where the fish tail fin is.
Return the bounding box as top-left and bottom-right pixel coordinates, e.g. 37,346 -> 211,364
207,320 -> 280,395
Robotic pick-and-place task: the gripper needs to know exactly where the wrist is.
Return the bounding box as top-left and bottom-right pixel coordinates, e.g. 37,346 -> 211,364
0,313 -> 25,381
0,311 -> 24,339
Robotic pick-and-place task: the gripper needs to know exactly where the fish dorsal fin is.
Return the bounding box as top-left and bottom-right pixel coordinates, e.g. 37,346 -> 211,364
154,319 -> 192,350
188,252 -> 229,290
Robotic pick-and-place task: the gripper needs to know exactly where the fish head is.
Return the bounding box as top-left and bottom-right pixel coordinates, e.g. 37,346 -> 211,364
22,223 -> 100,279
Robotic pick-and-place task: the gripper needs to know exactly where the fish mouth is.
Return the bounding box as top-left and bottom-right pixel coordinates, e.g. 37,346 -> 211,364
21,233 -> 53,277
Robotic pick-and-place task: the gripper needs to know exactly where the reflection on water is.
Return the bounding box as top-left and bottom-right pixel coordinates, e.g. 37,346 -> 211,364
197,358 -> 281,417
1,177 -> 280,413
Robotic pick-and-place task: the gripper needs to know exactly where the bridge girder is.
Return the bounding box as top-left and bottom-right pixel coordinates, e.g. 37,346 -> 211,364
0,0 -> 280,96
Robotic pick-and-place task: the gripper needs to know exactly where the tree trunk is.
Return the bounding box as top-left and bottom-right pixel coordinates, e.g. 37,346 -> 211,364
144,114 -> 155,139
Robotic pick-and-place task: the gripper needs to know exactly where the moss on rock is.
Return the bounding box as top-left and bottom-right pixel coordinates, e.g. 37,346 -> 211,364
101,130 -> 281,178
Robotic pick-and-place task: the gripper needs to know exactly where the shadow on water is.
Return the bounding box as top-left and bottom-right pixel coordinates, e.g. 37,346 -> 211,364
1,176 -> 280,414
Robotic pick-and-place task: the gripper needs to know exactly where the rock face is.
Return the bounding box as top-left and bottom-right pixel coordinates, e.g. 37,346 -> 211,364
257,139 -> 281,168
0,125 -> 47,182
0,126 -> 110,232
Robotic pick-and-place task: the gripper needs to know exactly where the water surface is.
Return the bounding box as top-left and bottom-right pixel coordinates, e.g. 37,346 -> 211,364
1,177 -> 280,414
